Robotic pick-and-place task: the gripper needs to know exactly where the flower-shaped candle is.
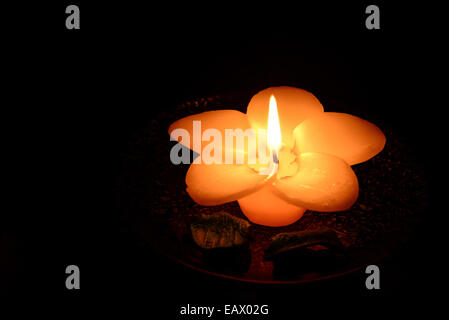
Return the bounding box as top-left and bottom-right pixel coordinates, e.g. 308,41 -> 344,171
169,86 -> 386,227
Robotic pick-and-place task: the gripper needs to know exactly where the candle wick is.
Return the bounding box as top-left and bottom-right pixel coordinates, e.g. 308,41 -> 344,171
262,150 -> 279,181
272,151 -> 279,164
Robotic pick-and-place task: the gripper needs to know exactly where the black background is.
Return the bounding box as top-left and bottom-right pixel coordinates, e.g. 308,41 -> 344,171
2,0 -> 441,315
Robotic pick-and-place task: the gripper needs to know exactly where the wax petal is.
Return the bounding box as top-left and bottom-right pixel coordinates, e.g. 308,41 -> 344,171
168,109 -> 251,154
186,163 -> 265,206
273,152 -> 359,212
238,184 -> 306,227
293,112 -> 386,165
246,86 -> 324,148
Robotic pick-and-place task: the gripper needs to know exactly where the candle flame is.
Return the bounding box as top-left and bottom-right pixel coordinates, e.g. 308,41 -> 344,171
267,95 -> 282,156
259,95 -> 281,179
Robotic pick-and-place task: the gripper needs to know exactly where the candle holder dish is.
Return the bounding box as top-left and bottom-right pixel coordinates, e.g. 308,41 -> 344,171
116,91 -> 429,283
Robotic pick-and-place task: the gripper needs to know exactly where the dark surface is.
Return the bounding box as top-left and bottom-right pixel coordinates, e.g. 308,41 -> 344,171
3,0 -> 441,315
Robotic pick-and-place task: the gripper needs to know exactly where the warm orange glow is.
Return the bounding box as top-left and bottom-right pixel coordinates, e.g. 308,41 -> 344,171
172,86 -> 385,228
247,86 -> 324,149
239,95 -> 306,226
